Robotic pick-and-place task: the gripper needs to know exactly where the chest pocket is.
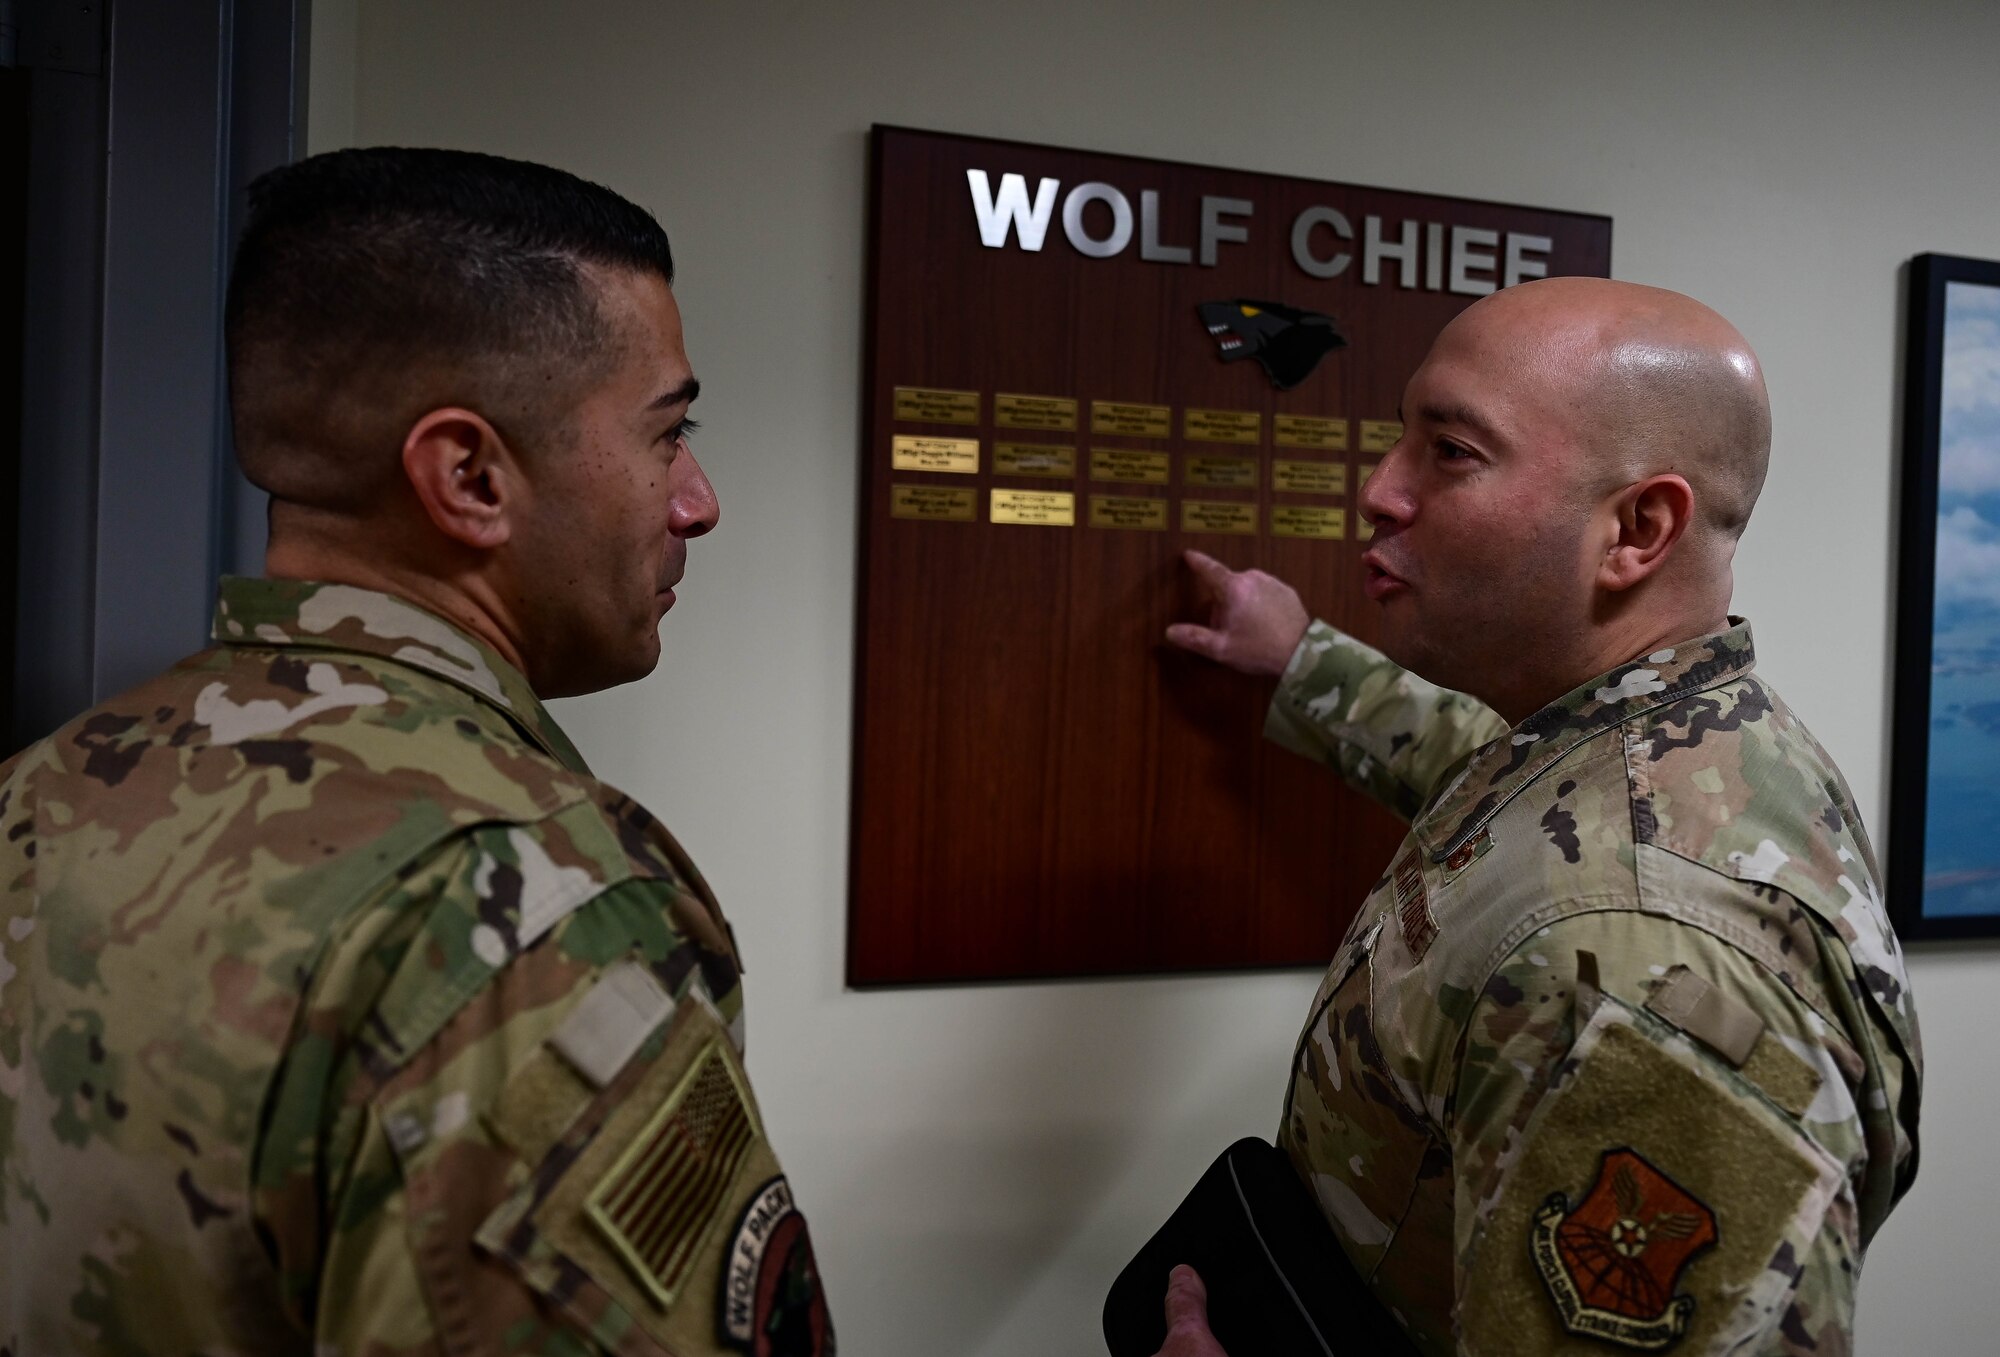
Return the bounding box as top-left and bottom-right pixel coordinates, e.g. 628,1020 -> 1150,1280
1281,912 -> 1438,1280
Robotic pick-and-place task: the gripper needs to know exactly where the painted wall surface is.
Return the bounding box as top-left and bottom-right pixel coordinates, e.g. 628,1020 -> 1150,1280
311,2 -> 2000,1350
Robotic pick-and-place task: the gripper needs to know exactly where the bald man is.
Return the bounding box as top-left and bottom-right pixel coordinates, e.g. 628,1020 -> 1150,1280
1157,279 -> 1920,1356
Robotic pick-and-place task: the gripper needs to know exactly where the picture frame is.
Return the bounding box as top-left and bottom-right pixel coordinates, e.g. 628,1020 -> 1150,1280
1888,252 -> 2000,942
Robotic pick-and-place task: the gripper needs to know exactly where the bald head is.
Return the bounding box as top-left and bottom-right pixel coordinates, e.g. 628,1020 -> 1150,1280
1361,278 -> 1772,719
1441,277 -> 1770,542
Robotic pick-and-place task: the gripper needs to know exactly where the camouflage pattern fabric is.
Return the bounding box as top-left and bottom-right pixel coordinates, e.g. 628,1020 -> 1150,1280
1267,619 -> 1920,1356
0,577 -> 831,1356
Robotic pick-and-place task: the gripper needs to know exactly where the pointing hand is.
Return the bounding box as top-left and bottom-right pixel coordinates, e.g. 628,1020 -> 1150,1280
1165,549 -> 1311,677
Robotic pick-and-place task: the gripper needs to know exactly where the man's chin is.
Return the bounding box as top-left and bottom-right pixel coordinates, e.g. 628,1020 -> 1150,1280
535,635 -> 661,700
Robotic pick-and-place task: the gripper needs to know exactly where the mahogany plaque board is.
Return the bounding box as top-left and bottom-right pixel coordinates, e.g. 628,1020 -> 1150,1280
850,126 -> 1611,985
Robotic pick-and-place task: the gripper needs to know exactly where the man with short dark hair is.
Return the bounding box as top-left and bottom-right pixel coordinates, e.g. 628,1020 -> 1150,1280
0,149 -> 833,1356
1156,278 -> 1919,1355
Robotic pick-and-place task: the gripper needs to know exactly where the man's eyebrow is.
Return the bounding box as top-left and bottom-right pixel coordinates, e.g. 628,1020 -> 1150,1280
648,377 -> 701,411
1417,400 -> 1500,442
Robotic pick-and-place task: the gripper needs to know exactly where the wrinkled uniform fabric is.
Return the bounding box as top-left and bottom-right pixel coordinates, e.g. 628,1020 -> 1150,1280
0,578 -> 829,1356
1266,619 -> 1919,1357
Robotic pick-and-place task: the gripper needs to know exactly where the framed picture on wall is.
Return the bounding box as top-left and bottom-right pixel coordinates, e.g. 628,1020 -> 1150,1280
1889,252 -> 2000,942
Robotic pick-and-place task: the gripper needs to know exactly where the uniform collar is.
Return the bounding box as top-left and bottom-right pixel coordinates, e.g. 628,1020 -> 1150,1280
1415,619 -> 1757,864
210,575 -> 591,775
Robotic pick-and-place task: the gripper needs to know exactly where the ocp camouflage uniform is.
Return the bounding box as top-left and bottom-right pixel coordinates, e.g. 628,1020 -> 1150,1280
0,577 -> 832,1356
1264,618 -> 1919,1357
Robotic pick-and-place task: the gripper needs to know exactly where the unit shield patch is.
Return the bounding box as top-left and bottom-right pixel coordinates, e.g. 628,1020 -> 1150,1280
1531,1149 -> 1718,1350
720,1175 -> 835,1355
585,1038 -> 760,1309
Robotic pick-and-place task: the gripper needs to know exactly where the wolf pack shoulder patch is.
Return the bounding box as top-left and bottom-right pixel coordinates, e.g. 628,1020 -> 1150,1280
1531,1149 -> 1718,1350
720,1175 -> 835,1355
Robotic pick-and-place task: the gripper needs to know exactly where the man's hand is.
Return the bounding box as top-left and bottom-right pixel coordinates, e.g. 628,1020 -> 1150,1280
1150,1265 -> 1229,1357
1164,549 -> 1311,676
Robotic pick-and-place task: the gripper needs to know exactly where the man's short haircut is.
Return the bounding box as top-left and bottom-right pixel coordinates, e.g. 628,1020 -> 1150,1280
226,147 -> 675,510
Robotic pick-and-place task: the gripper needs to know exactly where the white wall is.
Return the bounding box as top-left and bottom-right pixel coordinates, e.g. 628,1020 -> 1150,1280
312,3 -> 2000,1350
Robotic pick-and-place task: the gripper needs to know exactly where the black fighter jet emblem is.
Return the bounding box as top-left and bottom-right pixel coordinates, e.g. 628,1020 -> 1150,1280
1197,299 -> 1347,390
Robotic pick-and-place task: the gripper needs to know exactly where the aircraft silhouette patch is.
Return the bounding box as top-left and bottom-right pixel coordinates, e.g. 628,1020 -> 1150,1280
1197,299 -> 1346,390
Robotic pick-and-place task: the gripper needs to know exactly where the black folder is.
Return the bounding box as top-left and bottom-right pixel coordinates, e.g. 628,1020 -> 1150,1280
1103,1138 -> 1424,1356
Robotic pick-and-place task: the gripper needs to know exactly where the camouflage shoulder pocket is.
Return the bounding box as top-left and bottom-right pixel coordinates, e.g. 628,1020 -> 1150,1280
467,974 -> 834,1356
1457,991 -> 1842,1357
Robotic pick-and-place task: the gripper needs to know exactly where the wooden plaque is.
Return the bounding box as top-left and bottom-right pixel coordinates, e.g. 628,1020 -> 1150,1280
851,126 -> 1611,984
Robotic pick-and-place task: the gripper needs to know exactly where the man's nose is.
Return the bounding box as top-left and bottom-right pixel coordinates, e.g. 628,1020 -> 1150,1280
670,450 -> 720,539
1358,440 -> 1414,531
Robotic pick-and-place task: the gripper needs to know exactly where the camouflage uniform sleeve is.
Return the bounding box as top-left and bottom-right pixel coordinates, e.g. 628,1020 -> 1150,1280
1449,912 -> 1867,1357
1264,620 -> 1509,821
258,810 -> 822,1356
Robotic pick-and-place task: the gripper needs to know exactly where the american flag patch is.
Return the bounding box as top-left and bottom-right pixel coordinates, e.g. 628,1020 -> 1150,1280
585,1040 -> 761,1308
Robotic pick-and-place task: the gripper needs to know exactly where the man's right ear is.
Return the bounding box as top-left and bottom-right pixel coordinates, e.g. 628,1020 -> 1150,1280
400,408 -> 519,550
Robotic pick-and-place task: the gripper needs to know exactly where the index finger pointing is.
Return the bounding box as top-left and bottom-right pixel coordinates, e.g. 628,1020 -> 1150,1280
1182,549 -> 1234,590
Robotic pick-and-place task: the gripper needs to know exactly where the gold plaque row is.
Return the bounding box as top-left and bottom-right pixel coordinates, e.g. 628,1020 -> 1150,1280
889,484 -> 1348,538
900,437 -> 1353,496
892,386 -> 1394,454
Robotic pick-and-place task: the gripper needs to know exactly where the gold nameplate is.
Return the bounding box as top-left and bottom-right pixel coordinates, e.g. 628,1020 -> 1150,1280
890,484 -> 976,522
1091,400 -> 1172,438
1089,495 -> 1168,531
1184,408 -> 1262,444
893,386 -> 980,425
1360,420 -> 1403,453
1275,414 -> 1349,451
996,393 -> 1078,431
1271,505 -> 1346,539
1181,500 -> 1257,535
892,435 -> 979,474
991,488 -> 1075,526
1357,519 -> 1375,541
993,442 -> 1077,478
1090,448 -> 1171,485
1185,455 -> 1258,489
1358,462 -> 1380,488
1272,460 -> 1347,495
